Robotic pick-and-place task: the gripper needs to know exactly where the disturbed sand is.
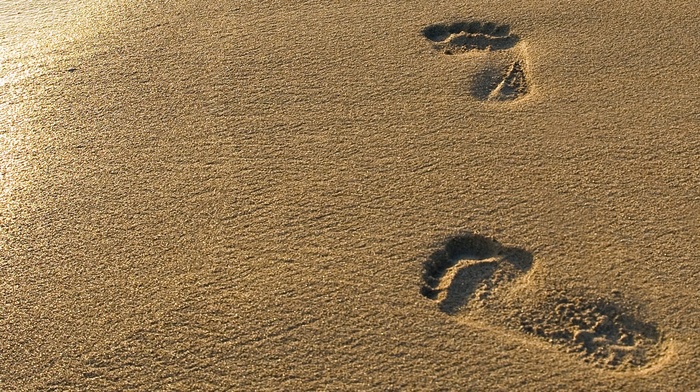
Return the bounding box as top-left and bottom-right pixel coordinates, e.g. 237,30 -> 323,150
1,1 -> 699,390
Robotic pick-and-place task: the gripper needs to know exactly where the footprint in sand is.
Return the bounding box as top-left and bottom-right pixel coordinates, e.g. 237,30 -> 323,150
421,21 -> 528,101
420,232 -> 665,371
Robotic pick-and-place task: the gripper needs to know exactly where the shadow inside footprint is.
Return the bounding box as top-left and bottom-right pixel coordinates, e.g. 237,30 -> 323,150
440,261 -> 498,314
489,60 -> 528,100
422,21 -> 518,54
471,66 -> 506,100
501,247 -> 533,271
471,61 -> 528,101
517,294 -> 663,369
421,233 -> 501,299
420,232 -> 532,313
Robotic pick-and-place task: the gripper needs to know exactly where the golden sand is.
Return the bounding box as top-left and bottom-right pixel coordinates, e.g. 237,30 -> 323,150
1,1 -> 698,390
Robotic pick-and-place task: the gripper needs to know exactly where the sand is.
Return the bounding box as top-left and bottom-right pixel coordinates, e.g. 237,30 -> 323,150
1,0 -> 698,390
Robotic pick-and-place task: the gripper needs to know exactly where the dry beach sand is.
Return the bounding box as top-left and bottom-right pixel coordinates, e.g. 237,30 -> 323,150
1,0 -> 699,390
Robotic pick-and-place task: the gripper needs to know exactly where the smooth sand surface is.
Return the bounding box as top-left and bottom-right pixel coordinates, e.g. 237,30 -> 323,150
1,1 -> 699,390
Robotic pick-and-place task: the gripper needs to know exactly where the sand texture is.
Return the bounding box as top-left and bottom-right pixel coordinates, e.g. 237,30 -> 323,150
1,0 -> 699,390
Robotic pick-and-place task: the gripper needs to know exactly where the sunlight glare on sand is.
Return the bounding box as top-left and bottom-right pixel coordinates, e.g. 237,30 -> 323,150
0,0 -> 85,222
0,0 -> 94,86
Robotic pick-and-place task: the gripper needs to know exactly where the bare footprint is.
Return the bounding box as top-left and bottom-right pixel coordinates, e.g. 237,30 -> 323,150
487,60 -> 528,101
422,21 -> 518,54
511,293 -> 664,369
421,20 -> 529,101
420,232 -> 665,371
420,232 -> 532,314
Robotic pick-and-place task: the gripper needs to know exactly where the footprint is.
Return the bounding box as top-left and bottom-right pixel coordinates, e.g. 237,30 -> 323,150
420,232 -> 665,370
513,293 -> 664,369
422,21 -> 518,54
420,232 -> 532,314
486,60 -> 528,101
422,21 -> 529,101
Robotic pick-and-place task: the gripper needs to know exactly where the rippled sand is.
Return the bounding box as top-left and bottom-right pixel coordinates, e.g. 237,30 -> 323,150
1,1 -> 699,390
